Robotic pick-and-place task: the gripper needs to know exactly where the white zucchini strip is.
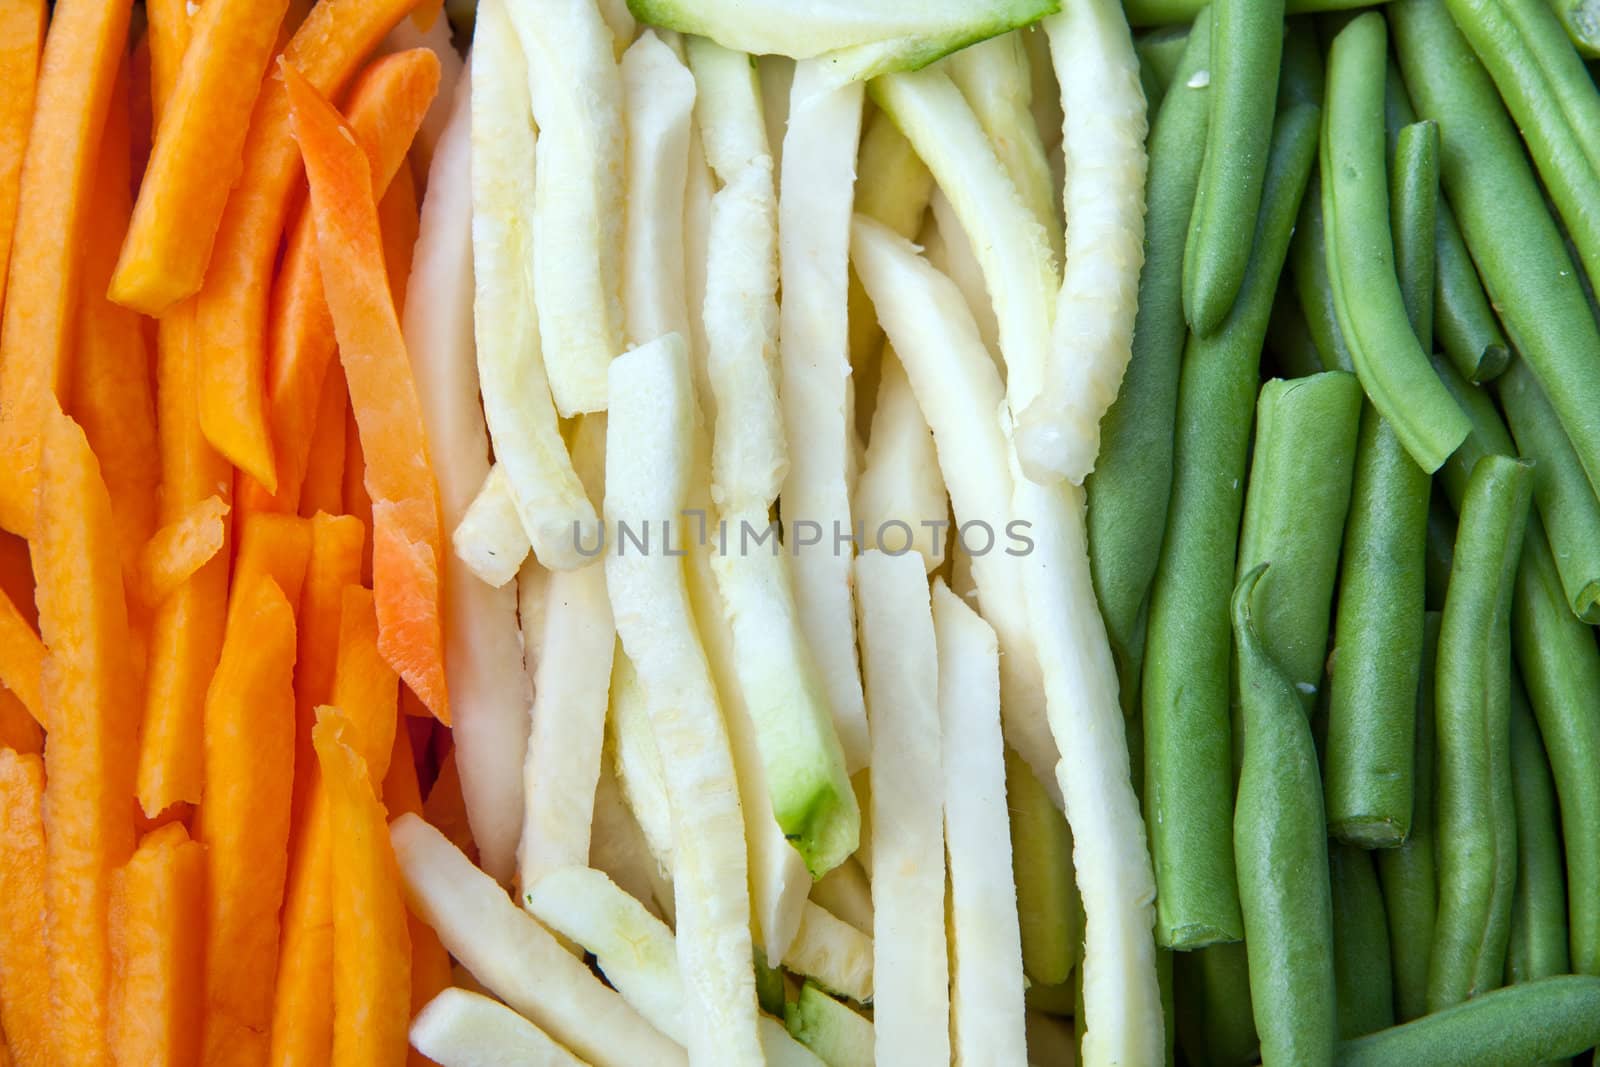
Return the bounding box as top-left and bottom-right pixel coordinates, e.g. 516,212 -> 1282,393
621,31 -> 696,348
949,31 -> 1064,262
810,858 -> 873,935
452,464 -> 531,589
924,192 -> 1004,367
1010,471 -> 1162,1067
471,1 -> 601,573
683,127 -> 715,400
596,0 -> 637,55
410,988 -> 587,1067
508,0 -> 626,416
849,216 -> 1060,801
852,347 -> 948,573
603,335 -> 763,1064
606,650 -> 675,872
783,902 -> 874,1004
757,56 -> 794,182
590,757 -> 674,922
931,580 -> 1029,1066
1013,2 -> 1148,486
854,550 -> 950,1065
784,983 -> 875,1067
855,111 -> 936,240
779,61 -> 871,773
389,815 -> 684,1067
518,555 -> 551,686
869,65 -> 1057,406
403,62 -> 530,885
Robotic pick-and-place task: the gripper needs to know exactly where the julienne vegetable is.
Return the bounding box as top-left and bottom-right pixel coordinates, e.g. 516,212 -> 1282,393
1506,681 -> 1571,985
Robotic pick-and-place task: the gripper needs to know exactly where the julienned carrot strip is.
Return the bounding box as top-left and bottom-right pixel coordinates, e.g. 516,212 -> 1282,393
129,33 -> 154,181
332,585 -> 401,779
35,412 -> 141,1067
0,586 -> 44,729
382,708 -> 425,817
299,368 -> 350,517
0,533 -> 33,630
0,749 -> 51,1067
287,63 -> 450,721
238,47 -> 440,519
68,61 -> 160,579
344,413 -> 376,583
0,692 -> 41,756
422,749 -> 475,862
137,494 -> 229,609
0,0 -> 134,538
292,512 -> 365,824
111,0 -> 293,315
198,572 -> 298,1067
144,0 -> 194,122
109,822 -> 204,1067
379,161 -> 420,311
411,0 -> 444,32
0,0 -> 45,316
194,0 -> 426,489
232,512 -> 314,616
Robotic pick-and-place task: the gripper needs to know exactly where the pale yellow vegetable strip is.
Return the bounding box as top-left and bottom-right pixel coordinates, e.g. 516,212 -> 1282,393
782,901 -> 874,1004
924,191 -> 1003,367
606,651 -> 675,875
810,858 -> 873,935
590,757 -> 675,923
852,347 -> 948,572
451,464 -> 531,589
410,988 -> 588,1067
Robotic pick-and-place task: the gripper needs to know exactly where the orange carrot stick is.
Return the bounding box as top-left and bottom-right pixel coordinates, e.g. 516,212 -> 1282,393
137,494 -> 229,609
292,511 -> 365,819
238,47 -> 440,518
299,367 -> 350,518
343,409 -> 376,584
0,749 -> 52,1067
422,749 -> 475,863
232,512 -> 314,616
198,572 -> 298,1067
193,0 -> 425,490
0,692 -> 40,756
35,412 -> 141,1067
0,532 -> 33,631
0,0 -> 45,316
111,0 -> 293,315
144,0 -> 194,123
287,62 -> 450,721
109,822 -> 204,1067
314,707 -> 412,1067
331,585 -> 400,779
129,32 -> 154,181
379,161 -> 420,311
0,586 -> 44,730
382,708 -> 425,818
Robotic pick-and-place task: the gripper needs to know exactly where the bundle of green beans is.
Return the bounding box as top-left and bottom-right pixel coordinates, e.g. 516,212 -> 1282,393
1086,0 -> 1600,1060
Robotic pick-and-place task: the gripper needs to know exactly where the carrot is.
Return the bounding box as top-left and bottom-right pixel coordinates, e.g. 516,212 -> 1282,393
343,410 -> 376,583
422,748 -> 475,862
231,512 -> 314,614
238,47 -> 440,519
0,585 -> 44,730
0,532 -> 34,630
299,368 -> 350,517
144,0 -> 195,122
109,822 -> 204,1067
193,0 -> 427,489
0,749 -> 52,1067
0,692 -> 40,756
111,0 -> 293,316
35,412 -> 141,1067
315,707 -> 413,1067
198,572 -> 298,1067
137,494 -> 229,609
382,705 -> 426,817
411,0 -> 444,32
0,0 -> 135,538
129,32 -> 154,181
68,59 -> 160,581
291,511 -> 365,822
379,161 -> 420,312
0,0 -> 45,316
401,683 -> 431,718
331,585 -> 400,777
287,62 -> 450,721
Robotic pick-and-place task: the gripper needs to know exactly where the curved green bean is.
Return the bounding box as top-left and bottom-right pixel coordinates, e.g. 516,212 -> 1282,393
1232,564 -> 1337,1067
1507,679 -> 1571,985
1322,13 -> 1469,473
1432,354 -> 1516,513
1376,611 -> 1442,1023
1136,25 -> 1191,111
1290,172 -> 1356,374
1181,0 -> 1285,336
1430,454 -> 1533,1012
1142,101 -> 1320,949
1235,372 -> 1362,702
1088,12 -> 1213,678
1393,0 -> 1600,498
1330,844 -> 1395,1039
1336,975 -> 1600,1067
1389,121 -> 1438,350
1512,523 -> 1600,975
1547,0 -> 1600,57
1124,0 -> 1369,28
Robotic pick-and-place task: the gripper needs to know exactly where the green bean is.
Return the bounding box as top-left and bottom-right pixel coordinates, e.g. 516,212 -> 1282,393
1389,121 -> 1438,351
1330,843 -> 1396,1039
1507,679 -> 1572,985
1136,25 -> 1191,111
1175,944 -> 1260,1067
1124,0 -> 1369,28
1088,12 -> 1213,679
1142,101 -> 1320,949
1497,358 -> 1600,621
1322,13 -> 1470,473
1429,454 -> 1533,1012
1424,499 -> 1455,611
1290,172 -> 1356,374
1547,0 -> 1600,57
1232,564 -> 1337,1067
1181,0 -> 1284,336
1393,0 -> 1600,498
1432,354 -> 1516,513
1511,523 -> 1600,975
1335,975 -> 1600,1067
1377,611 -> 1442,1023
1266,289 -> 1327,378
1235,372 -> 1362,702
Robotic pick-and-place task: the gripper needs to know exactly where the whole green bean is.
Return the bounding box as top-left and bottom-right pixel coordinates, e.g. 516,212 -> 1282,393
1330,843 -> 1396,1039
1290,172 -> 1356,374
1430,454 -> 1533,1012
1336,975 -> 1600,1067
1432,355 -> 1516,512
1322,13 -> 1470,473
1136,24 -> 1191,111
1507,679 -> 1571,985
1235,372 -> 1362,702
1232,564 -> 1337,1067
1546,0 -> 1600,56
1512,524 -> 1600,975
1088,12 -> 1213,679
1377,611 -> 1443,1023
1142,101 -> 1320,949
1175,944 -> 1260,1067
1181,0 -> 1284,336
1124,0 -> 1369,28
1393,0 -> 1600,498
1389,121 -> 1438,350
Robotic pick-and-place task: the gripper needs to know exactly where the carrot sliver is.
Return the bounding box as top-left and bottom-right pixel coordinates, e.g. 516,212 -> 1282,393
0,0 -> 45,316
109,822 -> 204,1067
269,782 -> 335,1067
111,0 -> 293,315
199,572 -> 298,1067
0,691 -> 41,756
129,32 -> 154,181
422,749 -> 475,863
392,711 -> 448,1067
411,0 -> 444,32
378,161 -> 419,312
314,707 -> 412,1067
137,494 -> 229,609
291,511 -> 365,822
343,410 -> 375,584
0,749 -> 52,1067
331,585 -> 400,781
35,412 -> 140,1067
381,706 -> 425,818
0,533 -> 34,630
193,0 -> 425,489
298,367 -> 350,518
144,0 -> 194,123
0,585 -> 44,730
232,511 -> 313,615
287,63 -> 449,721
